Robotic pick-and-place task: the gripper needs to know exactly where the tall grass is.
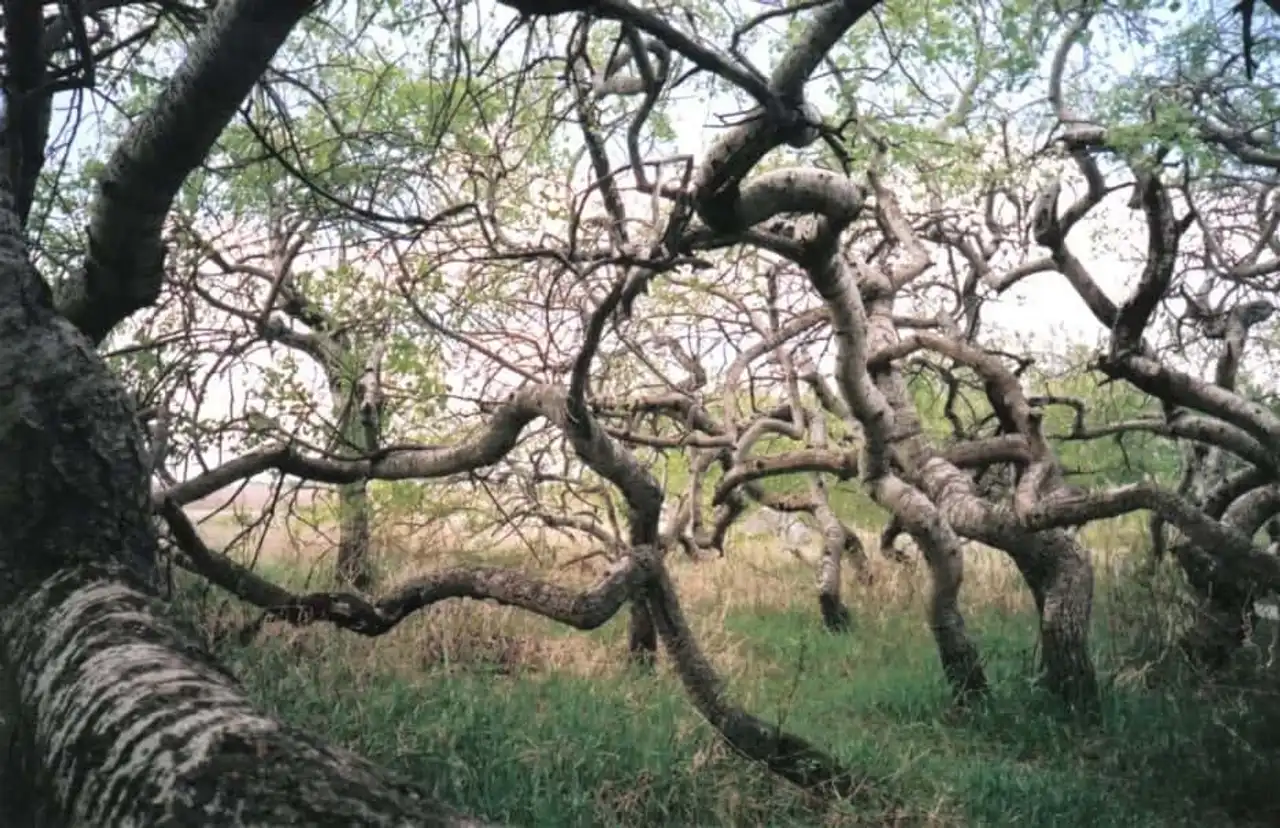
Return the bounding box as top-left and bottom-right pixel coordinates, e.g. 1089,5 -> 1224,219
180,512 -> 1280,826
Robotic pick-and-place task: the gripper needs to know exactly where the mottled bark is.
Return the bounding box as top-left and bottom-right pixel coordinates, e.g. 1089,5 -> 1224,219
0,271 -> 490,823
810,473 -> 855,633
0,566 -> 489,827
0,196 -> 157,611
807,399 -> 860,629
909,450 -> 1100,711
803,250 -> 989,700
0,8 -> 502,817
1008,534 -> 1099,711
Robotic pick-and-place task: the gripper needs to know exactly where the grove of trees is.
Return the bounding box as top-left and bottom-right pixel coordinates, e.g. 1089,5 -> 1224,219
0,0 -> 1278,823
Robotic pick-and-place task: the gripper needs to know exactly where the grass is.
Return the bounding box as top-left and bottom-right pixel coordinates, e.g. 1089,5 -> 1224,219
179,511 -> 1280,826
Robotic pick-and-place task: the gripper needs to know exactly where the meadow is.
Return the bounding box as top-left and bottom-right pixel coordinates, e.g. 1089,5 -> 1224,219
178,509 -> 1280,827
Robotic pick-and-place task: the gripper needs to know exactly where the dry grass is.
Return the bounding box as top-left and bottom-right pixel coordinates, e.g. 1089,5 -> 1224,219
190,506 -> 1142,693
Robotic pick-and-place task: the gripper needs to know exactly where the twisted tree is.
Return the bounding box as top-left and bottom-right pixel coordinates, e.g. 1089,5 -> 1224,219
1,0 -> 1279,824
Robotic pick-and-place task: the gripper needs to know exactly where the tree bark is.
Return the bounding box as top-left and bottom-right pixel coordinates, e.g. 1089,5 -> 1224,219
1011,535 -> 1099,711
326,343 -> 383,591
628,600 -> 659,665
917,528 -> 987,701
817,537 -> 852,632
0,63 -> 490,821
0,270 -> 492,822
0,565 -> 489,827
1173,537 -> 1259,669
336,480 -> 374,591
55,0 -> 322,343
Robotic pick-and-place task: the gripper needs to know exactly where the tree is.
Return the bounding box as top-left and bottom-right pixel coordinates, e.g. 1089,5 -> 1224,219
0,1 -> 883,821
3,0 -> 1280,823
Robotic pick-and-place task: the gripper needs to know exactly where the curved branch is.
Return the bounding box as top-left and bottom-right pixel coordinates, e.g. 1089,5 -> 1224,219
55,0 -> 320,343
1018,482 -> 1280,590
159,385 -> 567,506
161,499 -> 637,636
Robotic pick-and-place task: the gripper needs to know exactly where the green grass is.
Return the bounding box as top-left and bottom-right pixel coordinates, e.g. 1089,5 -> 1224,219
182,512 -> 1280,826
196,548 -> 1280,828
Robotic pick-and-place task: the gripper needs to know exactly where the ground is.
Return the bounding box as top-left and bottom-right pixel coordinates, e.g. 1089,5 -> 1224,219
175,502 -> 1280,827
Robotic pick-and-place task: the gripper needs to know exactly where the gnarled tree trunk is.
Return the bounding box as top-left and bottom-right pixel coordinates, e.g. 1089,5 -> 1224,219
1007,533 -> 1099,710
0,566 -> 488,827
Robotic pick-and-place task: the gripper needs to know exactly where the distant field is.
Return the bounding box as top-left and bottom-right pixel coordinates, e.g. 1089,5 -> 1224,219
181,480 -> 324,518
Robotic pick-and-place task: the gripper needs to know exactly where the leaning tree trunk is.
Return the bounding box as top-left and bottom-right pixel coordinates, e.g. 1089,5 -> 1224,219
920,532 -> 988,701
0,565 -> 489,827
880,479 -> 989,702
0,246 -> 489,823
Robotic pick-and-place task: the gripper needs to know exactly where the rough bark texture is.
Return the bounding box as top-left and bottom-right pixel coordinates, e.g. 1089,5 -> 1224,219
1007,534 -> 1098,710
0,219 -> 157,608
0,213 -> 494,825
0,566 -> 490,827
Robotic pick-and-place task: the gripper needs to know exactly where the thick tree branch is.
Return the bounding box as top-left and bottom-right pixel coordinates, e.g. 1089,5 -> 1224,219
55,0 -> 320,343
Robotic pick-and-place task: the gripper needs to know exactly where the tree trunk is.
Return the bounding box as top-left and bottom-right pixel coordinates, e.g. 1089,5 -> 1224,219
0,565 -> 489,827
817,546 -> 851,632
627,599 -> 658,665
1008,534 -> 1099,712
0,175 -> 491,822
327,354 -> 381,590
1173,539 -> 1258,669
921,537 -> 988,702
816,525 -> 852,632
336,480 -> 373,590
1034,555 -> 1097,712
